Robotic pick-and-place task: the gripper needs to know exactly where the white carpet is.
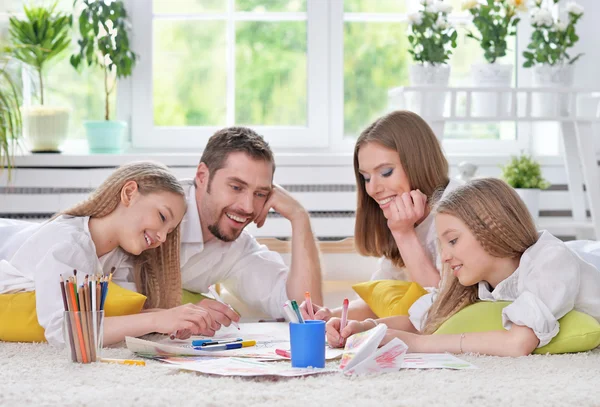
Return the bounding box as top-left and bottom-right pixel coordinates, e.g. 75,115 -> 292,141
1,340 -> 599,407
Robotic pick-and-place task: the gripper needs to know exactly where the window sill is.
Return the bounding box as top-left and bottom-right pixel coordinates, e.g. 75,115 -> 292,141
9,139 -> 568,168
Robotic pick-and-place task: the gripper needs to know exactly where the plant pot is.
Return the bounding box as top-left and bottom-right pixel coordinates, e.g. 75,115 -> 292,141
407,64 -> 451,118
21,106 -> 70,153
532,64 -> 574,117
84,121 -> 127,154
515,188 -> 541,222
471,63 -> 513,117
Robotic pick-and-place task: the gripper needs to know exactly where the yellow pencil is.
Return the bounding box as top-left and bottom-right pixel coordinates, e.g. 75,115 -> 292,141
99,358 -> 146,366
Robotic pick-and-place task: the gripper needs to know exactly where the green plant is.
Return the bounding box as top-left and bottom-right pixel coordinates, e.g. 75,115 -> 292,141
462,0 -> 525,64
8,2 -> 71,105
522,0 -> 584,67
70,0 -> 137,121
407,0 -> 458,65
0,49 -> 23,181
501,154 -> 550,189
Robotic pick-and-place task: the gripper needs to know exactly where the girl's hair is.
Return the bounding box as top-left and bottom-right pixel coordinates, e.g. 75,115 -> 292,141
60,161 -> 185,309
354,110 -> 449,268
422,178 -> 539,334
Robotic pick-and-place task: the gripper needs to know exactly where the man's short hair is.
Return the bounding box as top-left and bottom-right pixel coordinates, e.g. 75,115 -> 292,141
200,127 -> 275,189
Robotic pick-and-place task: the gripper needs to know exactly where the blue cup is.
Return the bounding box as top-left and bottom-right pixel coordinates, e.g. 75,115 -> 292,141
289,320 -> 326,368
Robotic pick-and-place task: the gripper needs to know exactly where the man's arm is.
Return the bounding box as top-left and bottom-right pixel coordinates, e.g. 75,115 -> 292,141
286,211 -> 323,304
255,184 -> 323,305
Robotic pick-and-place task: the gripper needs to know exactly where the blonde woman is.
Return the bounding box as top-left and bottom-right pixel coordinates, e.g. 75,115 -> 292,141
302,110 -> 461,322
0,161 -> 218,347
328,178 -> 600,356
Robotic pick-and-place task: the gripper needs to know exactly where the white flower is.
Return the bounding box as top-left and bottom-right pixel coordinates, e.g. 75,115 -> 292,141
531,8 -> 554,27
434,15 -> 450,30
566,2 -> 584,16
534,0 -> 542,5
554,20 -> 568,31
432,1 -> 453,13
407,12 -> 424,26
461,0 -> 479,10
420,0 -> 434,6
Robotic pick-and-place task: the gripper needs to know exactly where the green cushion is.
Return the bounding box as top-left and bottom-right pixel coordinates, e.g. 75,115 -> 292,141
181,289 -> 209,305
434,301 -> 600,354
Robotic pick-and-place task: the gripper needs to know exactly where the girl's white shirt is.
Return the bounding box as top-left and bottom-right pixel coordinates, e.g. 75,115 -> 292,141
477,231 -> 600,347
0,216 -> 133,347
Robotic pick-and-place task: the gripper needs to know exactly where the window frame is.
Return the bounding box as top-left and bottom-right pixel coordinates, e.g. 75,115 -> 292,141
126,0 -> 531,154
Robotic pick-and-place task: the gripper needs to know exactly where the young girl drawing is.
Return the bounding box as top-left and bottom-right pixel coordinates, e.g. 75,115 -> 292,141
327,178 -> 600,356
301,110 -> 460,322
0,161 -> 217,346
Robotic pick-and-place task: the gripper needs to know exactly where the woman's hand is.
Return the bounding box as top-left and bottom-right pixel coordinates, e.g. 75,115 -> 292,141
299,301 -> 333,322
153,303 -> 217,337
326,318 -> 369,348
385,190 -> 428,236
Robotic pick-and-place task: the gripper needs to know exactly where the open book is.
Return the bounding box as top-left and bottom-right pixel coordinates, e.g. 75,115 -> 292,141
339,324 -> 408,375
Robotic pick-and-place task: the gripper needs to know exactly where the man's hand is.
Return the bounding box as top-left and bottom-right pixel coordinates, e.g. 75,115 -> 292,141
255,184 -> 307,228
196,298 -> 240,331
299,300 -> 333,322
386,190 -> 427,237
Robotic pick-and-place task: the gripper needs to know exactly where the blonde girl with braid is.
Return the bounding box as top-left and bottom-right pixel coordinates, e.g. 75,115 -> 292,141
0,161 -> 216,347
328,178 -> 600,356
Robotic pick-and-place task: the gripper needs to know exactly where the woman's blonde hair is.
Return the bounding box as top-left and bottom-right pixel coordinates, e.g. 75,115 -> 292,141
422,178 -> 539,334
354,110 -> 449,268
60,161 -> 185,309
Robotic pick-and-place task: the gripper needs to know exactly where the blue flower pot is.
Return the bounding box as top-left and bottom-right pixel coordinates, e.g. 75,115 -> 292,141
84,121 -> 127,153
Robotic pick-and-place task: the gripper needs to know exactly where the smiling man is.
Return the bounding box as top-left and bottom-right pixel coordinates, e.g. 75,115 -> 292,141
179,127 -> 323,331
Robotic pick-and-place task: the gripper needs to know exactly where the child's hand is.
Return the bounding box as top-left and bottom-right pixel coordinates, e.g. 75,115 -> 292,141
197,298 -> 240,330
385,190 -> 427,236
154,303 -> 216,336
326,318 -> 366,348
299,301 -> 332,322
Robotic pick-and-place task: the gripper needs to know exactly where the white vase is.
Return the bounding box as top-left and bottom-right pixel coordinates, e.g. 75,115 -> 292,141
407,64 -> 451,118
21,106 -> 70,153
471,63 -> 513,117
532,64 -> 574,117
515,188 -> 541,222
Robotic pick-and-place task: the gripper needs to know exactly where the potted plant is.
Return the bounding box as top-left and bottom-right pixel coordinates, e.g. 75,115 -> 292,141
462,0 -> 526,117
406,0 -> 457,118
0,50 -> 23,181
9,2 -> 71,153
501,154 -> 550,221
70,0 -> 137,153
522,0 -> 584,117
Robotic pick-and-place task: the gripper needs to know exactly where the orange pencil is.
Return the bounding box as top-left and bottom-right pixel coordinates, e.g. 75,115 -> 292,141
68,281 -> 88,363
65,282 -> 82,363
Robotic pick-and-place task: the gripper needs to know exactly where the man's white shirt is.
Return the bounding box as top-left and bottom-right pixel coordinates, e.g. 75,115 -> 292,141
179,180 -> 289,318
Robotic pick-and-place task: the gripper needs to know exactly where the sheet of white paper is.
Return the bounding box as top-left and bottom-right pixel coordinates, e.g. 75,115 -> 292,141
344,338 -> 408,375
166,357 -> 338,377
402,353 -> 477,370
126,322 -> 343,360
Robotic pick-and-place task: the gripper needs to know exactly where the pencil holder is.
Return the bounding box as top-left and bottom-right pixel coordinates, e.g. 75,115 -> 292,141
63,311 -> 104,363
289,320 -> 326,368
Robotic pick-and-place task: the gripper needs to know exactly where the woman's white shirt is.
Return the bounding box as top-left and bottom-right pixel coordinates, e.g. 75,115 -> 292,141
0,216 -> 132,346
478,231 -> 600,347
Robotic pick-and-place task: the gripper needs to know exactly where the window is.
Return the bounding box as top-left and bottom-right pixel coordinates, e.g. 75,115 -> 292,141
131,0 -> 328,148
130,0 -> 527,153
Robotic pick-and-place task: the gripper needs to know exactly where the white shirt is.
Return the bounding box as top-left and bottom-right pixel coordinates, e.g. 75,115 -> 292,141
179,180 -> 289,318
478,231 -> 600,347
0,216 -> 133,346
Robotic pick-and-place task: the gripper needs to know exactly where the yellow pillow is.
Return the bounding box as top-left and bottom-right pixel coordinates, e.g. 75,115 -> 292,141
434,301 -> 600,354
352,280 -> 428,318
0,282 -> 147,343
